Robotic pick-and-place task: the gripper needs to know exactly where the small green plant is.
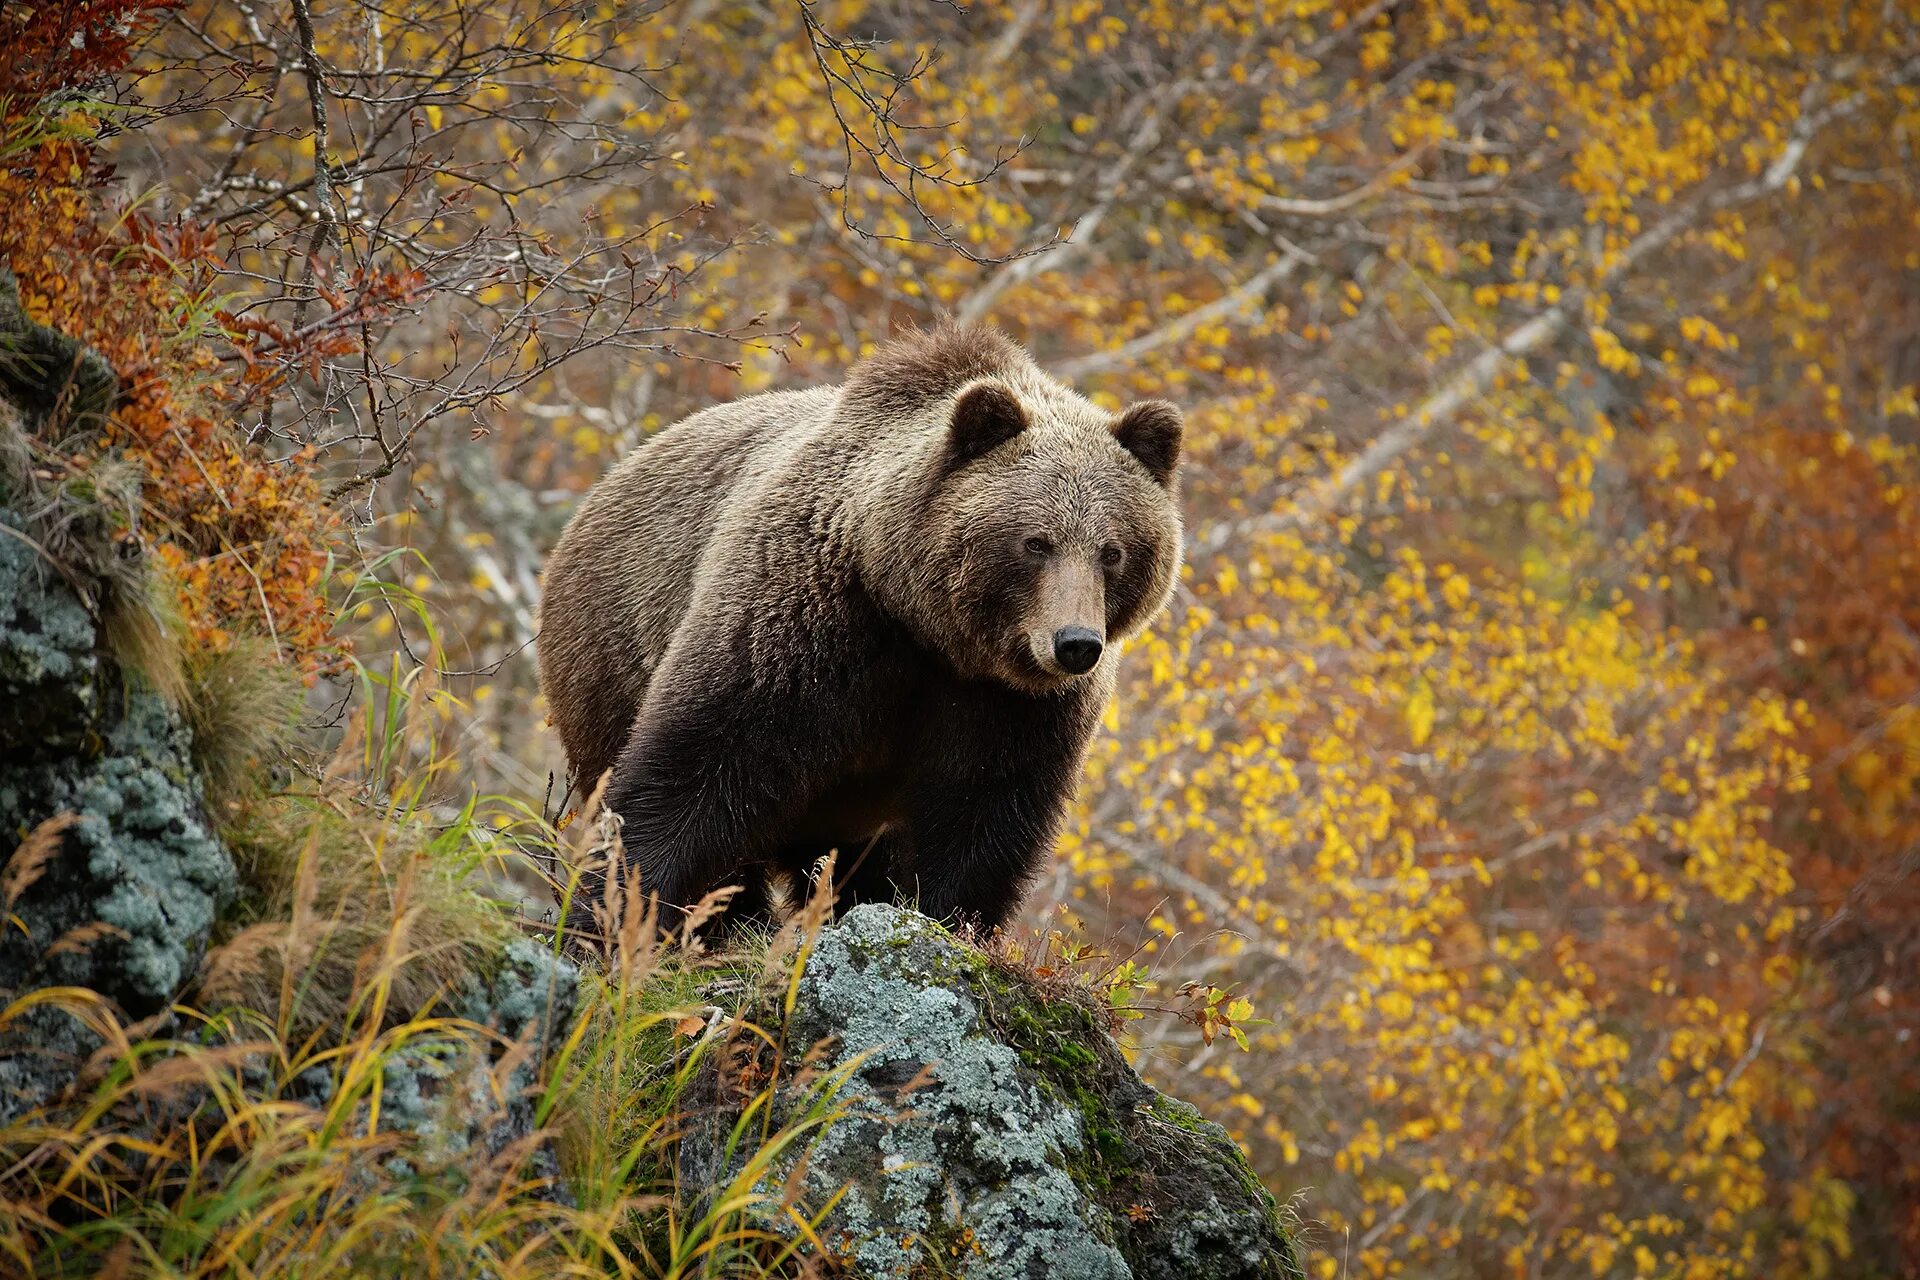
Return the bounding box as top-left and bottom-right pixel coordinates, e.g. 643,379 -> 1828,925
1179,982 -> 1265,1053
984,926 -> 1263,1053
1102,959 -> 1152,1022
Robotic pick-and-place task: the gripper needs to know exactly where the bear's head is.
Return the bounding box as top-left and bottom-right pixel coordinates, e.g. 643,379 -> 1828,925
902,371 -> 1185,696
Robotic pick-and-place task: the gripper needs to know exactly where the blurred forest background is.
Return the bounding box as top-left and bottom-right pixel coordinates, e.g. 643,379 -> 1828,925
10,0 -> 1920,1275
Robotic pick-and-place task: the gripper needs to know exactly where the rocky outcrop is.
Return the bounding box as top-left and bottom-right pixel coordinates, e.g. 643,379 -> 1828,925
0,293 -> 236,1120
0,297 -> 582,1169
680,904 -> 1301,1280
0,268 -> 119,432
0,520 -> 233,1019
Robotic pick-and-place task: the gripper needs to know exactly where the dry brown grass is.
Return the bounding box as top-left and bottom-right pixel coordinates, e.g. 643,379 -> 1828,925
1,791 -> 860,1279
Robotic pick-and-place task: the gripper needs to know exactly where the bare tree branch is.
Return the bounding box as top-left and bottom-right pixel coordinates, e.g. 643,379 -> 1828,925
954,100 -> 1169,326
286,0 -> 340,329
1054,251 -> 1308,380
1255,69 -> 1903,539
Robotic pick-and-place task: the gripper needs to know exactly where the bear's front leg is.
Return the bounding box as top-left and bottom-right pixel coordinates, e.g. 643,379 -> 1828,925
605,693 -> 807,926
895,783 -> 1058,931
898,683 -> 1101,932
603,613 -> 884,928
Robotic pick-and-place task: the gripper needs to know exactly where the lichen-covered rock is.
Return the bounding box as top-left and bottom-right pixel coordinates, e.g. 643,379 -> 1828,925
679,904 -> 1300,1280
286,938 -> 581,1194
0,491 -> 106,756
350,938 -> 581,1151
0,523 -> 237,1118
0,342 -> 233,1119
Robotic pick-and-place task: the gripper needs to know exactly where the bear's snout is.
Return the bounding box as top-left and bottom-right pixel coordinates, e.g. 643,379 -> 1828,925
1053,625 -> 1104,675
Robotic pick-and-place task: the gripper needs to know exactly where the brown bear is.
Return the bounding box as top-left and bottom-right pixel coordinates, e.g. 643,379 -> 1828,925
537,323 -> 1182,931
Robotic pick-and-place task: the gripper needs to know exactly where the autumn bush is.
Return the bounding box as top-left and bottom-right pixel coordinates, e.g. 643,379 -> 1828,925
0,114 -> 337,676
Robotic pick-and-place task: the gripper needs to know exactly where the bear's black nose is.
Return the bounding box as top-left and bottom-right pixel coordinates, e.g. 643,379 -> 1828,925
1053,626 -> 1103,674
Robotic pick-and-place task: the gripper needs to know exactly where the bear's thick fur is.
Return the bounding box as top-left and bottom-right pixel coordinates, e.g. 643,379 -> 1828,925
537,324 -> 1183,929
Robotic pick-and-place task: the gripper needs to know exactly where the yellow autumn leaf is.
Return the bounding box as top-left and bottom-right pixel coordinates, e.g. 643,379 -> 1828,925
1406,682 -> 1436,748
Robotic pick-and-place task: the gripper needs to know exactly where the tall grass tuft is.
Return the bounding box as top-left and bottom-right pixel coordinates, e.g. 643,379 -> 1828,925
182,633 -> 303,816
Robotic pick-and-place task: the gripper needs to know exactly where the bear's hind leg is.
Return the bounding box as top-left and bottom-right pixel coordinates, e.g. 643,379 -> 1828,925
701,863 -> 777,938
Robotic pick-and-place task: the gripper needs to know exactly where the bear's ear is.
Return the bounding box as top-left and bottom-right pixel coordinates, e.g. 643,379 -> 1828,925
1112,400 -> 1183,486
947,380 -> 1028,469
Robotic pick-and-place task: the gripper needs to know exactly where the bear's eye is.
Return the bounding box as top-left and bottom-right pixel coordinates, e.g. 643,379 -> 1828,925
1100,545 -> 1124,568
1024,536 -> 1054,557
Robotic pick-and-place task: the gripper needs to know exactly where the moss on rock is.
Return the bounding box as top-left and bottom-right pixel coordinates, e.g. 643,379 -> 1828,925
287,936 -> 581,1193
0,268 -> 120,432
679,904 -> 1300,1280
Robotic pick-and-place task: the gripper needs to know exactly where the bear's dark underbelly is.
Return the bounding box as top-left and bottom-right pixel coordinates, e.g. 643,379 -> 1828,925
770,666 -> 934,866
787,768 -> 906,849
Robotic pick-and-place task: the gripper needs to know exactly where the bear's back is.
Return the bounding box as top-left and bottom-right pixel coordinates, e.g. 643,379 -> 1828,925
539,385 -> 838,788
